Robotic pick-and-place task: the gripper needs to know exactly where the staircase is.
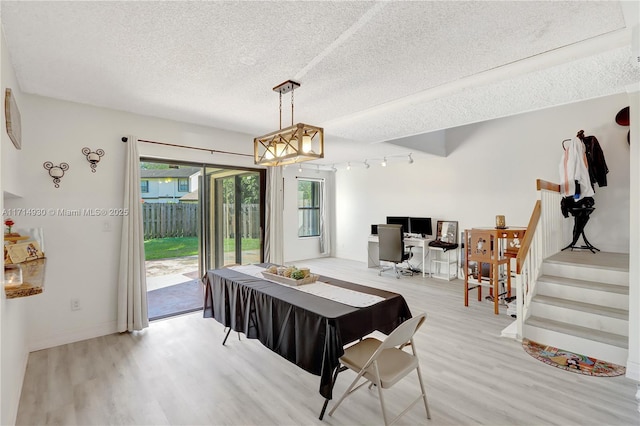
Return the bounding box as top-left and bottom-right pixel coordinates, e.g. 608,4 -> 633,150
523,251 -> 629,366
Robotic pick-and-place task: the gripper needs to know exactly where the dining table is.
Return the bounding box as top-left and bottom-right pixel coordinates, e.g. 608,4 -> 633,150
202,264 -> 412,418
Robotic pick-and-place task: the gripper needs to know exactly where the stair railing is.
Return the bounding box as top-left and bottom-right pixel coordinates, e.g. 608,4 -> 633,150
514,179 -> 564,340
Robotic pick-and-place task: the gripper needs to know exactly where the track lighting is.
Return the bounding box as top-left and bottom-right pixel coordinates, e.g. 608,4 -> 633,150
324,153 -> 414,171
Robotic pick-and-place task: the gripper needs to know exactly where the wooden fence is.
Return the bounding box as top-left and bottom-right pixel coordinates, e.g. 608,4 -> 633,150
143,203 -> 198,239
222,203 -> 260,239
143,203 -> 260,240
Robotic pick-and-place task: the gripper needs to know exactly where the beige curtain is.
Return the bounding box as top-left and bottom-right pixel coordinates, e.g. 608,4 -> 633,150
264,166 -> 284,265
117,136 -> 148,332
319,178 -> 330,255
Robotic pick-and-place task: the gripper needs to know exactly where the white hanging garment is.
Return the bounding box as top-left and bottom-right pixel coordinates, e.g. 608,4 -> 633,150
559,137 -> 594,200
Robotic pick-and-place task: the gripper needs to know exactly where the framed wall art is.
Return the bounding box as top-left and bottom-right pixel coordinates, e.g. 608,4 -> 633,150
5,88 -> 22,149
436,220 -> 458,244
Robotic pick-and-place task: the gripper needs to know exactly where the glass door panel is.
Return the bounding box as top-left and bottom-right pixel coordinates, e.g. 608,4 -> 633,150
238,173 -> 261,264
201,167 -> 264,271
219,176 -> 236,266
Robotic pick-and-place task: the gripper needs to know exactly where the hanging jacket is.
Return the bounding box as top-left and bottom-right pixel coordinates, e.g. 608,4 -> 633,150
559,137 -> 594,200
581,135 -> 608,187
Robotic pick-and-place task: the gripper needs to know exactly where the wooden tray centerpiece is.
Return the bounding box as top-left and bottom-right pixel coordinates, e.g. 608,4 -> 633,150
262,265 -> 318,286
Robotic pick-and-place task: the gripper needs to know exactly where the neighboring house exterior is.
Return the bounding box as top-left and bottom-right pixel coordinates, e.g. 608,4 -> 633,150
179,190 -> 198,203
140,167 -> 200,203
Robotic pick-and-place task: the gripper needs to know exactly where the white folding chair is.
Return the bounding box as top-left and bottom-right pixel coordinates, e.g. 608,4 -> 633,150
328,313 -> 430,425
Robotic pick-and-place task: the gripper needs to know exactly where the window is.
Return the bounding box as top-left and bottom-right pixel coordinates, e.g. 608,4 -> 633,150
298,179 -> 321,237
141,180 -> 149,193
178,178 -> 189,192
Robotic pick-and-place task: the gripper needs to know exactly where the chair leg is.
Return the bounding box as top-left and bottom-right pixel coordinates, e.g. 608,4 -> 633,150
393,264 -> 400,279
328,368 -> 369,417
373,362 -> 390,426
506,262 -> 511,299
464,276 -> 469,306
415,363 -> 431,419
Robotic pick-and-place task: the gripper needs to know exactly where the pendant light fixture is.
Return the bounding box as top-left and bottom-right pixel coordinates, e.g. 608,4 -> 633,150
254,80 -> 324,166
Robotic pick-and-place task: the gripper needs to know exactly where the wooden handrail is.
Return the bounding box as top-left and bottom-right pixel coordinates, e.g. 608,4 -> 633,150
537,179 -> 560,192
516,200 -> 541,274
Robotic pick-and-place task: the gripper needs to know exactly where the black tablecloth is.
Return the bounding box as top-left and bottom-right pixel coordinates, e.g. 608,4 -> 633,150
203,265 -> 412,399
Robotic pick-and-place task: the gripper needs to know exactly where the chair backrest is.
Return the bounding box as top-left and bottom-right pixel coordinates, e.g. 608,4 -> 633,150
466,229 -> 498,263
504,229 -> 525,259
378,313 -> 426,351
378,224 -> 404,263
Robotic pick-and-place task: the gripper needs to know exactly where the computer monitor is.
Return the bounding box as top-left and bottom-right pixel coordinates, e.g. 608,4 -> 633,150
409,217 -> 432,237
386,216 -> 410,233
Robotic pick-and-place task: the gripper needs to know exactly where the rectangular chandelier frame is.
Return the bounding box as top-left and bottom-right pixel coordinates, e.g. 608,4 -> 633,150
254,122 -> 324,167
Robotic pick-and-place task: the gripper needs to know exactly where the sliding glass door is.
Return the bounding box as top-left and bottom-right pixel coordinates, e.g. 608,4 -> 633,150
201,167 -> 264,271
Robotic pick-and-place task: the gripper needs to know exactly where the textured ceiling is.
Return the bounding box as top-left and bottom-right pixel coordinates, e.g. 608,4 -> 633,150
1,1 -> 639,164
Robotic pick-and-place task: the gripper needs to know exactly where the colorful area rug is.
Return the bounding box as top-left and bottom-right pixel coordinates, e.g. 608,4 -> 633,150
522,339 -> 625,377
147,279 -> 203,321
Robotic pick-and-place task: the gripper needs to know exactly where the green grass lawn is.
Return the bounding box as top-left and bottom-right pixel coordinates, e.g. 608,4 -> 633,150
144,237 -> 198,260
144,236 -> 260,260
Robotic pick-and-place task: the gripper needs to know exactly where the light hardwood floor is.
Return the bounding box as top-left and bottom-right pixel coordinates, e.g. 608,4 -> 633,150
16,257 -> 640,425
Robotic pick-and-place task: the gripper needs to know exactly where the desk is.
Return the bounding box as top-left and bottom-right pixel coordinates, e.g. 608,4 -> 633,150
464,227 -> 526,314
202,266 -> 411,410
367,235 -> 432,276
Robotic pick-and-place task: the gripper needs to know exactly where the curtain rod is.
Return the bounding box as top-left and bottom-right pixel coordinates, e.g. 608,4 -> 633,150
121,136 -> 252,158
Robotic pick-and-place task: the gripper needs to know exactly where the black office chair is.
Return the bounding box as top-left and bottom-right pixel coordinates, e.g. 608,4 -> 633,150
377,224 -> 412,278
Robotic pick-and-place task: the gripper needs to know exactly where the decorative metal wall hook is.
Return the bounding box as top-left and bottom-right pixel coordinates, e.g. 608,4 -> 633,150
43,162 -> 69,188
82,147 -> 105,172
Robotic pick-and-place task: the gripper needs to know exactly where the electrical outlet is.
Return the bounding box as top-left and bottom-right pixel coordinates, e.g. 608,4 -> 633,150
70,298 -> 81,311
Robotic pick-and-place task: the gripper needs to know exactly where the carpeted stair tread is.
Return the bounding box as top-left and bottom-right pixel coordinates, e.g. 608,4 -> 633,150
526,316 -> 628,348
537,274 -> 628,293
532,294 -> 628,319
544,252 -> 629,272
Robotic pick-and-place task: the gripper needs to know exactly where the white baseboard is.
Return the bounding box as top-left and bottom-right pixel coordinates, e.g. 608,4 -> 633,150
500,320 -> 519,340
28,321 -> 118,352
626,359 -> 640,382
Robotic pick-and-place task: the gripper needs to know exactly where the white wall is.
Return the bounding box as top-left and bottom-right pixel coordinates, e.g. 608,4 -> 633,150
2,94 -> 258,357
1,31 -> 30,426
335,93 -> 631,263
626,85 -> 639,383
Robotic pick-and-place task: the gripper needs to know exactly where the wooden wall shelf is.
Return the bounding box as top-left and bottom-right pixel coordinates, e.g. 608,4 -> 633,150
4,258 -> 46,299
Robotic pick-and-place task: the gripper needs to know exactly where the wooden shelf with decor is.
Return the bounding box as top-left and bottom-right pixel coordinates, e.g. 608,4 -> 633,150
4,258 -> 46,298
4,231 -> 46,299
